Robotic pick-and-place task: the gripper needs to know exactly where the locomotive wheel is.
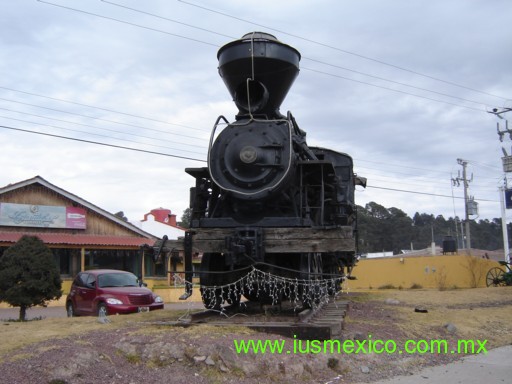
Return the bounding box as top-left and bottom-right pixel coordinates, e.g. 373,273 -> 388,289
300,253 -> 323,308
486,267 -> 506,287
242,284 -> 261,302
200,253 -> 242,309
322,256 -> 341,296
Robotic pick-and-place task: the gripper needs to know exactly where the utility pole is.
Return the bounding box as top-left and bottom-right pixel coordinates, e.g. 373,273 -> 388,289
452,159 -> 472,254
499,184 -> 510,263
494,106 -> 512,263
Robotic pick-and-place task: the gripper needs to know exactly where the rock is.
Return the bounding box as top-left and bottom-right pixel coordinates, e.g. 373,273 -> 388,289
241,360 -> 261,376
216,345 -> 238,369
361,365 -> 370,374
283,362 -> 304,379
385,298 -> 400,305
353,332 -> 366,341
414,307 -> 428,313
444,323 -> 457,333
114,341 -> 138,356
193,355 -> 207,364
205,356 -> 215,366
97,315 -> 111,324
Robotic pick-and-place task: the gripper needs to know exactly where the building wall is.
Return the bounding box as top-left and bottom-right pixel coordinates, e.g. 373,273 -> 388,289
347,254 -> 501,290
1,184 -> 139,236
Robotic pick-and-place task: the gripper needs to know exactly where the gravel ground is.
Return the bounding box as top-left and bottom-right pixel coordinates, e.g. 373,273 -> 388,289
0,302 -> 205,321
0,296 -> 474,384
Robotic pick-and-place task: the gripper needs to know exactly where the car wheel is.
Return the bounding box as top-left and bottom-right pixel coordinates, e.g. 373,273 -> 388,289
97,302 -> 108,317
66,302 -> 75,317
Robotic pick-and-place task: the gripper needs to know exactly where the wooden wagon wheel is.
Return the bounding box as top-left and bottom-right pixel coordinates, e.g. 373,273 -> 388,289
486,267 -> 506,287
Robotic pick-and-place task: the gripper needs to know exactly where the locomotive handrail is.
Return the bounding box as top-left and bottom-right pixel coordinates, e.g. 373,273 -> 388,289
207,115 -> 230,159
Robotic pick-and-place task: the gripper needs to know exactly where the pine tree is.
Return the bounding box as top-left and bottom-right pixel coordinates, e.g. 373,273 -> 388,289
0,235 -> 62,321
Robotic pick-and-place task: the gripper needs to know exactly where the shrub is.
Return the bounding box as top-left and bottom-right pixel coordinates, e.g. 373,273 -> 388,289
0,235 -> 62,321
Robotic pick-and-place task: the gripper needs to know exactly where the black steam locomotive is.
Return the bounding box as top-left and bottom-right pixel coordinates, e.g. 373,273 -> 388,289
182,32 -> 365,309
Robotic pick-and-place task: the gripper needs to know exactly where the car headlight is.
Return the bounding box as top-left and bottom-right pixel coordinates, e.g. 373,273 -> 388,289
106,298 -> 123,305
154,296 -> 163,303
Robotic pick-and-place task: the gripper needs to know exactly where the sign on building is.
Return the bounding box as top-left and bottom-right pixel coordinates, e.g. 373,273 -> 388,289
0,203 -> 86,229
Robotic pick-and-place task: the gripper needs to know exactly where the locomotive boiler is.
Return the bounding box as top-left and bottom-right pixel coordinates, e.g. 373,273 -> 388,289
181,32 -> 365,309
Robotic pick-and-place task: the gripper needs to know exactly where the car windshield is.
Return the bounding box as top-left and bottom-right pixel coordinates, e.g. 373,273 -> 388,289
97,272 -> 139,288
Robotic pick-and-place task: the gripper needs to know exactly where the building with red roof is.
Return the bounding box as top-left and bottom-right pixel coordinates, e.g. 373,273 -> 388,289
0,176 -> 163,284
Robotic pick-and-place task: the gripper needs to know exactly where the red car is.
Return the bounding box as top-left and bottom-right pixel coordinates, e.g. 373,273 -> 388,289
66,269 -> 164,317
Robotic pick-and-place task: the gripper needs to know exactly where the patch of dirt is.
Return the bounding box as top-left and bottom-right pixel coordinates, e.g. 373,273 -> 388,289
1,287 -> 511,384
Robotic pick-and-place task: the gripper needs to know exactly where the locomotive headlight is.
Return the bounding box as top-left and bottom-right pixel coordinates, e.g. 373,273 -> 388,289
240,146 -> 258,164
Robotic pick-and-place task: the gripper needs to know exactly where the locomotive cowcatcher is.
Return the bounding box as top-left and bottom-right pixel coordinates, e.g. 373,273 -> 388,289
177,32 -> 365,309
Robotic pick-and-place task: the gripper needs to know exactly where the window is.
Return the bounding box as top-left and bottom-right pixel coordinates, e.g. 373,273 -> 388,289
84,249 -> 140,276
53,248 -> 78,276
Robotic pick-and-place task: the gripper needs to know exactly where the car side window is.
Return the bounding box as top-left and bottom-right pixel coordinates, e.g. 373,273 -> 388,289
73,273 -> 87,288
85,274 -> 96,288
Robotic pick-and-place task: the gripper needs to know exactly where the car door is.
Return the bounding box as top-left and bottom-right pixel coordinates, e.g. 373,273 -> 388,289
80,273 -> 97,314
73,272 -> 96,315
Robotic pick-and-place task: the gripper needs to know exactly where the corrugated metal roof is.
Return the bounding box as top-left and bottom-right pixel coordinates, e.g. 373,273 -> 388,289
0,232 -> 153,247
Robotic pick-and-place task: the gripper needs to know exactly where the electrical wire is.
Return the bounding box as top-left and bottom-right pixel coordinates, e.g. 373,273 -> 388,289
0,115 -> 205,155
0,97 -> 206,141
0,85 -> 210,133
177,0 -> 508,101
0,124 -> 205,162
366,185 -> 497,203
36,0 -> 500,113
302,57 -> 486,107
3,4 -> 504,204
0,90 -> 500,187
0,106 -> 207,149
36,0 -> 218,47
102,0 -> 493,109
301,66 -> 483,112
0,123 -> 500,203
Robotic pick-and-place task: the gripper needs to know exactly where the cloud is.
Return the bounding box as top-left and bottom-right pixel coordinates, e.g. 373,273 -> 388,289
1,0 -> 510,224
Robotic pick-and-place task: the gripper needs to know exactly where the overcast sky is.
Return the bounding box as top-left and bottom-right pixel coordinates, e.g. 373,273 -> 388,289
1,0 -> 511,227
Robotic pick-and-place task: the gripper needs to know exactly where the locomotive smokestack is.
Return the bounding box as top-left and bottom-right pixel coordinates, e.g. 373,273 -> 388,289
217,32 -> 301,119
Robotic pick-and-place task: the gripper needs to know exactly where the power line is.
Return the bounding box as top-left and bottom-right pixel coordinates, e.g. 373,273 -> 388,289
0,106 -> 207,149
0,94 -> 501,191
356,158 -> 501,179
37,1 -> 497,113
0,115 -> 205,156
0,124 -> 205,162
3,88 -> 495,184
37,0 -> 218,47
367,185 -> 497,203
302,57 -> 486,107
108,0 -> 494,110
101,0 -> 492,109
0,124 -> 500,203
177,0 -> 508,101
0,97 -> 206,141
0,85 -> 210,133
0,91 -> 494,184
301,66 -> 484,112
101,0 -> 236,40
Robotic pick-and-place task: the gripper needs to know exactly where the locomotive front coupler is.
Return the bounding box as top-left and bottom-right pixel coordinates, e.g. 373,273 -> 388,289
224,227 -> 264,266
